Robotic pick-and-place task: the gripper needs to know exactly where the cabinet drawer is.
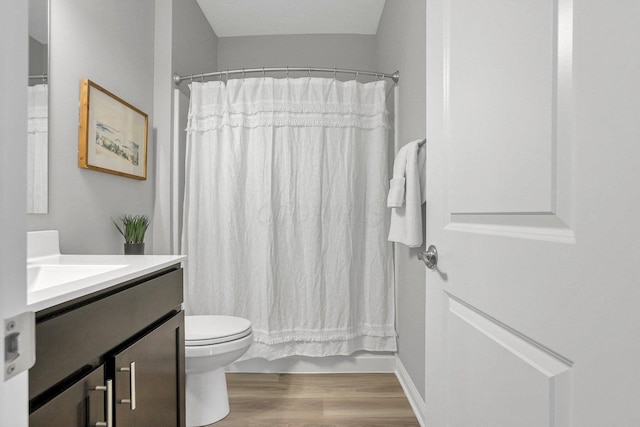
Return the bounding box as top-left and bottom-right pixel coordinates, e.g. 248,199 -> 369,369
30,268 -> 183,400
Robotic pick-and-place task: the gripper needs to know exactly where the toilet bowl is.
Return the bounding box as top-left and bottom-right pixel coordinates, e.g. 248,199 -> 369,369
185,315 -> 253,427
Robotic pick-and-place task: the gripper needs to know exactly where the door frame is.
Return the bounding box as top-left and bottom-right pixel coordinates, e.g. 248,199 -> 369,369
1,1 -> 30,426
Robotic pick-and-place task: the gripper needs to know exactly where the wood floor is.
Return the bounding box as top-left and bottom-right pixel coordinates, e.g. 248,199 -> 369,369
211,373 -> 420,427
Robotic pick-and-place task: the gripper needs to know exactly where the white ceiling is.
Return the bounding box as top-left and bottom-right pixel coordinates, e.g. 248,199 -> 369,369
196,0 -> 386,38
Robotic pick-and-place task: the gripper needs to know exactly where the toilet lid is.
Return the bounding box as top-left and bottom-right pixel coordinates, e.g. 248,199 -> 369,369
185,315 -> 252,346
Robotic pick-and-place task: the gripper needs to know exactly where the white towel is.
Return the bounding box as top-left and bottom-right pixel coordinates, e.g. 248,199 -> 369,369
388,140 -> 426,247
387,142 -> 410,207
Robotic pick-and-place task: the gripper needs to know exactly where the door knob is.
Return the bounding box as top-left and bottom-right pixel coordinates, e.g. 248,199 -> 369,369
418,245 -> 438,269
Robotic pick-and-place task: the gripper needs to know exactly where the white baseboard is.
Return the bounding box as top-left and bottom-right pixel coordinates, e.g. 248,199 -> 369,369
395,358 -> 427,427
227,352 -> 397,373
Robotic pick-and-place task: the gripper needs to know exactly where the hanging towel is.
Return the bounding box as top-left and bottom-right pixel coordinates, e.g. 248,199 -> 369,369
387,143 -> 410,207
388,140 -> 426,247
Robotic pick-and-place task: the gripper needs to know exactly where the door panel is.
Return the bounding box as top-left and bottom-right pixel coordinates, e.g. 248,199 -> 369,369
445,0 -> 575,240
446,295 -> 570,426
448,0 -> 555,215
1,1 -> 29,425
426,0 -> 640,425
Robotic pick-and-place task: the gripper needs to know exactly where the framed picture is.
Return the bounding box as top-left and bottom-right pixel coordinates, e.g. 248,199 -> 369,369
78,79 -> 148,180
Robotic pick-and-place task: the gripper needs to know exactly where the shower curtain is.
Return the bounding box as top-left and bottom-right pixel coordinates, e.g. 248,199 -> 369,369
27,84 -> 48,213
182,77 -> 396,360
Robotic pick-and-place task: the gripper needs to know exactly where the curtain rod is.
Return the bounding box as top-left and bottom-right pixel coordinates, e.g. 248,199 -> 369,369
173,67 -> 400,85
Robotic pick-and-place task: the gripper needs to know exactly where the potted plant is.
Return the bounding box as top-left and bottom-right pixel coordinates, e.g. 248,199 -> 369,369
113,214 -> 150,255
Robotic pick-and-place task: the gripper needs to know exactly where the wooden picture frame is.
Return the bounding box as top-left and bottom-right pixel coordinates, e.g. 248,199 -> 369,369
78,79 -> 148,180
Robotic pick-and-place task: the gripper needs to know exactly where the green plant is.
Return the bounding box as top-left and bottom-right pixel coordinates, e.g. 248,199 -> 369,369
113,214 -> 150,244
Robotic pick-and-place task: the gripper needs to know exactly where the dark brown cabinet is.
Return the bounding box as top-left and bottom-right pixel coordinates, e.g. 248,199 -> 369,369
30,365 -> 109,427
112,312 -> 184,426
29,265 -> 185,427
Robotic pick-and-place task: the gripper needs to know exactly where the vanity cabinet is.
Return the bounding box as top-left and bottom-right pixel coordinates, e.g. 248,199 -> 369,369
112,312 -> 184,426
29,265 -> 185,427
30,365 -> 109,427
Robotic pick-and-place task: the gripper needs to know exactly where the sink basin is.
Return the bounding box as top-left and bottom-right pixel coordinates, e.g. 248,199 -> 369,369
28,264 -> 128,291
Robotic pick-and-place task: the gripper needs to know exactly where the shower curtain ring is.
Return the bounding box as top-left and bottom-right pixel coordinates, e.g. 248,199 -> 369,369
242,68 -> 246,78
286,66 -> 289,79
262,67 -> 266,78
334,68 -> 337,80
355,71 -> 359,82
308,68 -> 311,77
226,70 -> 229,81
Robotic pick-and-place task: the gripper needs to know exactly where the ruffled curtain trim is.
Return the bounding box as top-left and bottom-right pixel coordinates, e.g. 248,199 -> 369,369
251,325 -> 397,345
187,114 -> 389,131
187,78 -> 390,131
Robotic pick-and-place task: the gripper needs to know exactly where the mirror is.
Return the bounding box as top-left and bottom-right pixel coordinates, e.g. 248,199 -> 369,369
27,0 -> 49,214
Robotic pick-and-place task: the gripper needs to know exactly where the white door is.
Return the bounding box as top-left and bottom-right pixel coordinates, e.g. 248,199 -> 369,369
425,0 -> 640,425
1,1 -> 30,426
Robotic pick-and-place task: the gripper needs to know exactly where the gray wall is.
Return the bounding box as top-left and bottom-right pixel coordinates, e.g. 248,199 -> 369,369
27,0 -> 218,255
172,0 -> 218,79
27,0 -> 156,254
377,0 -> 427,400
217,34 -> 377,80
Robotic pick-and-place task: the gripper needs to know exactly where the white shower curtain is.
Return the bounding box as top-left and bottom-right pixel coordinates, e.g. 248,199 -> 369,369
182,77 -> 396,360
27,84 -> 48,213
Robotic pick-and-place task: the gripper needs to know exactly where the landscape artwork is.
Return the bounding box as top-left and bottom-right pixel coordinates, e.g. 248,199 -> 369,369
94,121 -> 140,168
78,79 -> 148,180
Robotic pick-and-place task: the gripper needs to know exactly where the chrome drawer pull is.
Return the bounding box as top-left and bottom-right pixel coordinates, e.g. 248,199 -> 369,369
91,379 -> 113,427
118,362 -> 136,410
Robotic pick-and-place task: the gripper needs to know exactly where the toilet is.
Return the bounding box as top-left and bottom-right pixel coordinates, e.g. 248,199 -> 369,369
185,315 -> 253,426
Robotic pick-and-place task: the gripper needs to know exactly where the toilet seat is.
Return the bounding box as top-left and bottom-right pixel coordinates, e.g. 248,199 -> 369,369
185,315 -> 252,346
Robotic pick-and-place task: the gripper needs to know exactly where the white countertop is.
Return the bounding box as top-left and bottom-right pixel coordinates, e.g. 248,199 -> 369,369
27,254 -> 186,312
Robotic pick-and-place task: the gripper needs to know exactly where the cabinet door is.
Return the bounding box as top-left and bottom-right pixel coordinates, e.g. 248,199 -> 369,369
30,365 -> 110,427
112,312 -> 185,427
